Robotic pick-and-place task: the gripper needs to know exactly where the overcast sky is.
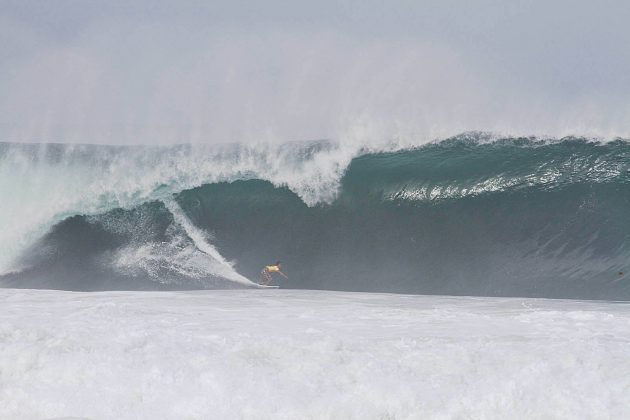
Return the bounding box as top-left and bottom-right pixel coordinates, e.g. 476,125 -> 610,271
2,0 -> 630,144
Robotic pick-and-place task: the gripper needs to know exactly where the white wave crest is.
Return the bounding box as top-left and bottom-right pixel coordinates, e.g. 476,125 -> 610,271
0,139 -> 397,275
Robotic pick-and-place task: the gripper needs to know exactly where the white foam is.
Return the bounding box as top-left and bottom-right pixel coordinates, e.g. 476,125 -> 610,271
0,289 -> 628,418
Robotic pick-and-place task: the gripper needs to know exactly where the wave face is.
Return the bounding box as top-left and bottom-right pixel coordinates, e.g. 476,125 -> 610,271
2,135 -> 630,299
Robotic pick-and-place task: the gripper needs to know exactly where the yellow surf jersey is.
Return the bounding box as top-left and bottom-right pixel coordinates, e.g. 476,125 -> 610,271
265,265 -> 280,272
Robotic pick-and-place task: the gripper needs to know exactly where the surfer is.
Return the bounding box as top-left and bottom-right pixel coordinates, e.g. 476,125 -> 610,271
260,261 -> 288,285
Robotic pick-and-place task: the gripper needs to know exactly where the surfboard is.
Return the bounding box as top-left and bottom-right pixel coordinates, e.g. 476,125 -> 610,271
257,284 -> 279,289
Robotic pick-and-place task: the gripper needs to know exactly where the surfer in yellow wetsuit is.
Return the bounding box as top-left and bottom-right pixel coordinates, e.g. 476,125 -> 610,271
260,261 -> 288,285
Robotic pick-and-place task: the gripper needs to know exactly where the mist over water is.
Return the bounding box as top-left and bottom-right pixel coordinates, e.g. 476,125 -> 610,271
2,1 -> 630,144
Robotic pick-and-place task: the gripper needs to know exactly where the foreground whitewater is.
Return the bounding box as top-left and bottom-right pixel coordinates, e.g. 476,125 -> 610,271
1,289 -> 628,419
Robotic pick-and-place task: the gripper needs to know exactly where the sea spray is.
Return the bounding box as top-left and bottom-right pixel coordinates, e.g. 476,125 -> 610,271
162,198 -> 253,285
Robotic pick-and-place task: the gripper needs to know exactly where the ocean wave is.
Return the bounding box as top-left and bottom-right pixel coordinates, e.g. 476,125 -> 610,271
1,134 -> 629,298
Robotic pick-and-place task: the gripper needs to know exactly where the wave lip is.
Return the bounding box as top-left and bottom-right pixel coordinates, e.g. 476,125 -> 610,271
0,139 -> 360,277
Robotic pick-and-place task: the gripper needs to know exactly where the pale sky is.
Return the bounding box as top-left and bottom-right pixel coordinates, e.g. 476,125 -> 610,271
2,0 -> 630,144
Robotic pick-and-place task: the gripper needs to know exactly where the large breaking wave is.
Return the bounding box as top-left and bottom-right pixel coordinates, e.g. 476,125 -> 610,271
1,134 -> 629,299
